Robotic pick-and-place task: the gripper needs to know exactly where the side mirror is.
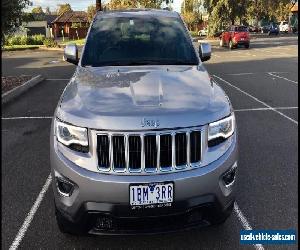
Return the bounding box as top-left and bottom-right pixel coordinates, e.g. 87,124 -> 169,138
199,42 -> 211,62
64,44 -> 79,65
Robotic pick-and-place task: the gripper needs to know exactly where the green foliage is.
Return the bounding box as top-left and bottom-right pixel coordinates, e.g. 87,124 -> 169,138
43,37 -> 58,47
87,5 -> 96,22
32,6 -> 44,14
1,0 -> 31,44
189,31 -> 198,37
203,0 -> 297,36
57,3 -> 72,15
106,0 -> 173,10
5,34 -> 45,45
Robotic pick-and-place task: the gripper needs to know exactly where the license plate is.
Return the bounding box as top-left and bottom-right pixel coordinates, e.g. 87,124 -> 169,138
241,38 -> 245,40
130,182 -> 173,207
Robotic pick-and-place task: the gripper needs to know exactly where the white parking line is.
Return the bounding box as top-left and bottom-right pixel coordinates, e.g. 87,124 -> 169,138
235,107 -> 298,112
9,174 -> 52,250
213,75 -> 298,125
46,79 -> 70,81
2,116 -> 52,120
234,202 -> 265,250
267,72 -> 298,84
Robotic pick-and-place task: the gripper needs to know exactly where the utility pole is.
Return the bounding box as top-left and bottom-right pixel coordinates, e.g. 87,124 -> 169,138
96,0 -> 102,11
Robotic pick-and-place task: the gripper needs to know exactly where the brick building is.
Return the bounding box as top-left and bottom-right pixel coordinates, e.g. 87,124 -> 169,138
52,11 -> 89,39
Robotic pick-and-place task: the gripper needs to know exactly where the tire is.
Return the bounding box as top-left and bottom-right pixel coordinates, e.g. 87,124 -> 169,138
55,206 -> 83,235
229,40 -> 234,50
268,31 -> 271,36
219,39 -> 224,47
244,43 -> 250,49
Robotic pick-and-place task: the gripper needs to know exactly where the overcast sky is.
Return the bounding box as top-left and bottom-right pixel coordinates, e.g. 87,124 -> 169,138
26,0 -> 184,13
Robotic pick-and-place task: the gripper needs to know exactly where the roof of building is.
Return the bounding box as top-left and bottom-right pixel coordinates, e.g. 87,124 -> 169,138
52,11 -> 88,23
44,15 -> 59,24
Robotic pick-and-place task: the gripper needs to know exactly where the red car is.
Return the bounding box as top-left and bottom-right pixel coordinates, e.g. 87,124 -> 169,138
219,25 -> 250,49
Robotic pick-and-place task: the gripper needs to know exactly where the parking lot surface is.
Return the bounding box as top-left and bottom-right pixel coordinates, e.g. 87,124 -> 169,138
2,36 -> 298,249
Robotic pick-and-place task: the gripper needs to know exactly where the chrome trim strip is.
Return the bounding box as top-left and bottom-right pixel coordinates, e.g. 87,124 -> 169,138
97,133 -> 111,172
190,129 -> 202,168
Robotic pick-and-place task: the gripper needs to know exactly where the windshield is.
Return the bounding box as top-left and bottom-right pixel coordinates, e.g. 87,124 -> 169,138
81,16 -> 198,67
235,26 -> 248,32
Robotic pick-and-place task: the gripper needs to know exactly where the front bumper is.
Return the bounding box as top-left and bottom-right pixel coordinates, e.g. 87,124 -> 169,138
233,39 -> 249,45
50,133 -> 238,234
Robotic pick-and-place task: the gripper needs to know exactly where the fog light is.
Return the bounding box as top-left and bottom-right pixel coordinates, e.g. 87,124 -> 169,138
56,177 -> 74,197
222,162 -> 237,187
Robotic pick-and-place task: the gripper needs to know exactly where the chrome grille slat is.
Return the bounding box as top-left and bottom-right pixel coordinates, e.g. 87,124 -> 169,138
96,127 -> 202,174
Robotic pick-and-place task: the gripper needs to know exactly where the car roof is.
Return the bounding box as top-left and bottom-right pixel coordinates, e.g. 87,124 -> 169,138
95,8 -> 180,19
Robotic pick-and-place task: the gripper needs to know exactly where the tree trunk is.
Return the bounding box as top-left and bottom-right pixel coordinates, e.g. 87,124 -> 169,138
96,0 -> 101,11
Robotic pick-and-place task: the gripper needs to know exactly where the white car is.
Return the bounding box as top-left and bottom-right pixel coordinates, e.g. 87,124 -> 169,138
279,21 -> 289,32
198,28 -> 208,36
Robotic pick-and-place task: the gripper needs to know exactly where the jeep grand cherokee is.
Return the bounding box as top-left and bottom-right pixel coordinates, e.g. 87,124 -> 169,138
50,9 -> 238,235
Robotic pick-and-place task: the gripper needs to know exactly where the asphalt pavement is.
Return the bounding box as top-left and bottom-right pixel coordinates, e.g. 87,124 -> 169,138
2,35 -> 298,250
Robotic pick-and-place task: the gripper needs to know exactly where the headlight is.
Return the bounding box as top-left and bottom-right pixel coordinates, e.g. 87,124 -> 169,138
55,119 -> 89,152
208,113 -> 235,147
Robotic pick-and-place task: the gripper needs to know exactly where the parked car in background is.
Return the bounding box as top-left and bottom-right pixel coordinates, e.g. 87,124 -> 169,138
248,25 -> 259,33
219,25 -> 250,49
279,21 -> 289,33
261,24 -> 279,35
198,27 -> 208,36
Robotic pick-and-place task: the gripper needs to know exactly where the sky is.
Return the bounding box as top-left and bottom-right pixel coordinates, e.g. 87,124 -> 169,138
26,0 -> 184,13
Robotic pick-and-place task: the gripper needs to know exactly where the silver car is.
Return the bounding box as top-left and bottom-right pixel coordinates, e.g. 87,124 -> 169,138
50,9 -> 238,235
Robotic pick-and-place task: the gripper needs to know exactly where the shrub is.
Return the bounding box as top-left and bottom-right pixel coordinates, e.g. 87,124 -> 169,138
20,35 -> 28,45
43,38 -> 58,47
189,31 -> 198,37
31,34 -> 45,45
7,36 -> 22,45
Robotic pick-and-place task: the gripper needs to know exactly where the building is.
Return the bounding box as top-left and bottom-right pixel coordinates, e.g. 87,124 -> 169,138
51,11 -> 89,39
14,14 -> 58,37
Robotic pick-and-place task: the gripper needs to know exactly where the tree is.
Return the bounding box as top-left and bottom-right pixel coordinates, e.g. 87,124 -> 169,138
45,7 -> 51,15
32,6 -> 44,14
87,5 -> 96,22
57,3 -> 72,15
1,0 -> 31,44
106,0 -> 173,10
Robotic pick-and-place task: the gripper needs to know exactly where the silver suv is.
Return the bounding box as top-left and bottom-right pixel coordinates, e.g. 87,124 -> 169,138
50,9 -> 238,235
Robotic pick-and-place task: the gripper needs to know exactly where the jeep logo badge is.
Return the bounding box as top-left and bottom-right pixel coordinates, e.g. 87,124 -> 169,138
141,118 -> 160,128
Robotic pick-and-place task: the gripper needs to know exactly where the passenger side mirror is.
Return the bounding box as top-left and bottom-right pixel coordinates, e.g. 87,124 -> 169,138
199,42 -> 211,62
64,44 -> 79,65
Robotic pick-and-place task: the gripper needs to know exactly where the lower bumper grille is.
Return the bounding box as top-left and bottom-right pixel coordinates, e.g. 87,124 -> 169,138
96,128 -> 202,174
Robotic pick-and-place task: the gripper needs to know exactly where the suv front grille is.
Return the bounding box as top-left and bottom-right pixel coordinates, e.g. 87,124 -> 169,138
96,128 -> 202,174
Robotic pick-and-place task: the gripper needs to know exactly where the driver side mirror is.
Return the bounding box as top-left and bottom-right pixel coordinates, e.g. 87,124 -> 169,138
63,44 -> 79,65
199,42 -> 211,62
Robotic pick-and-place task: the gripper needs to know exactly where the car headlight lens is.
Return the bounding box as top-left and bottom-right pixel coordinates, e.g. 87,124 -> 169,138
208,113 -> 235,146
55,119 -> 89,152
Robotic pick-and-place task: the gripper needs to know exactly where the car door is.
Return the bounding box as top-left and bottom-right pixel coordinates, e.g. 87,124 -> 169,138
222,27 -> 231,44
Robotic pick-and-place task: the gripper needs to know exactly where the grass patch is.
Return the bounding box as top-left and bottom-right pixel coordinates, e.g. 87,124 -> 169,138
59,39 -> 86,46
2,45 -> 40,51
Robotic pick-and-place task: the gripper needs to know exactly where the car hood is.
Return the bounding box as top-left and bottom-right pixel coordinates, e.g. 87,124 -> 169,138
57,65 -> 231,130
